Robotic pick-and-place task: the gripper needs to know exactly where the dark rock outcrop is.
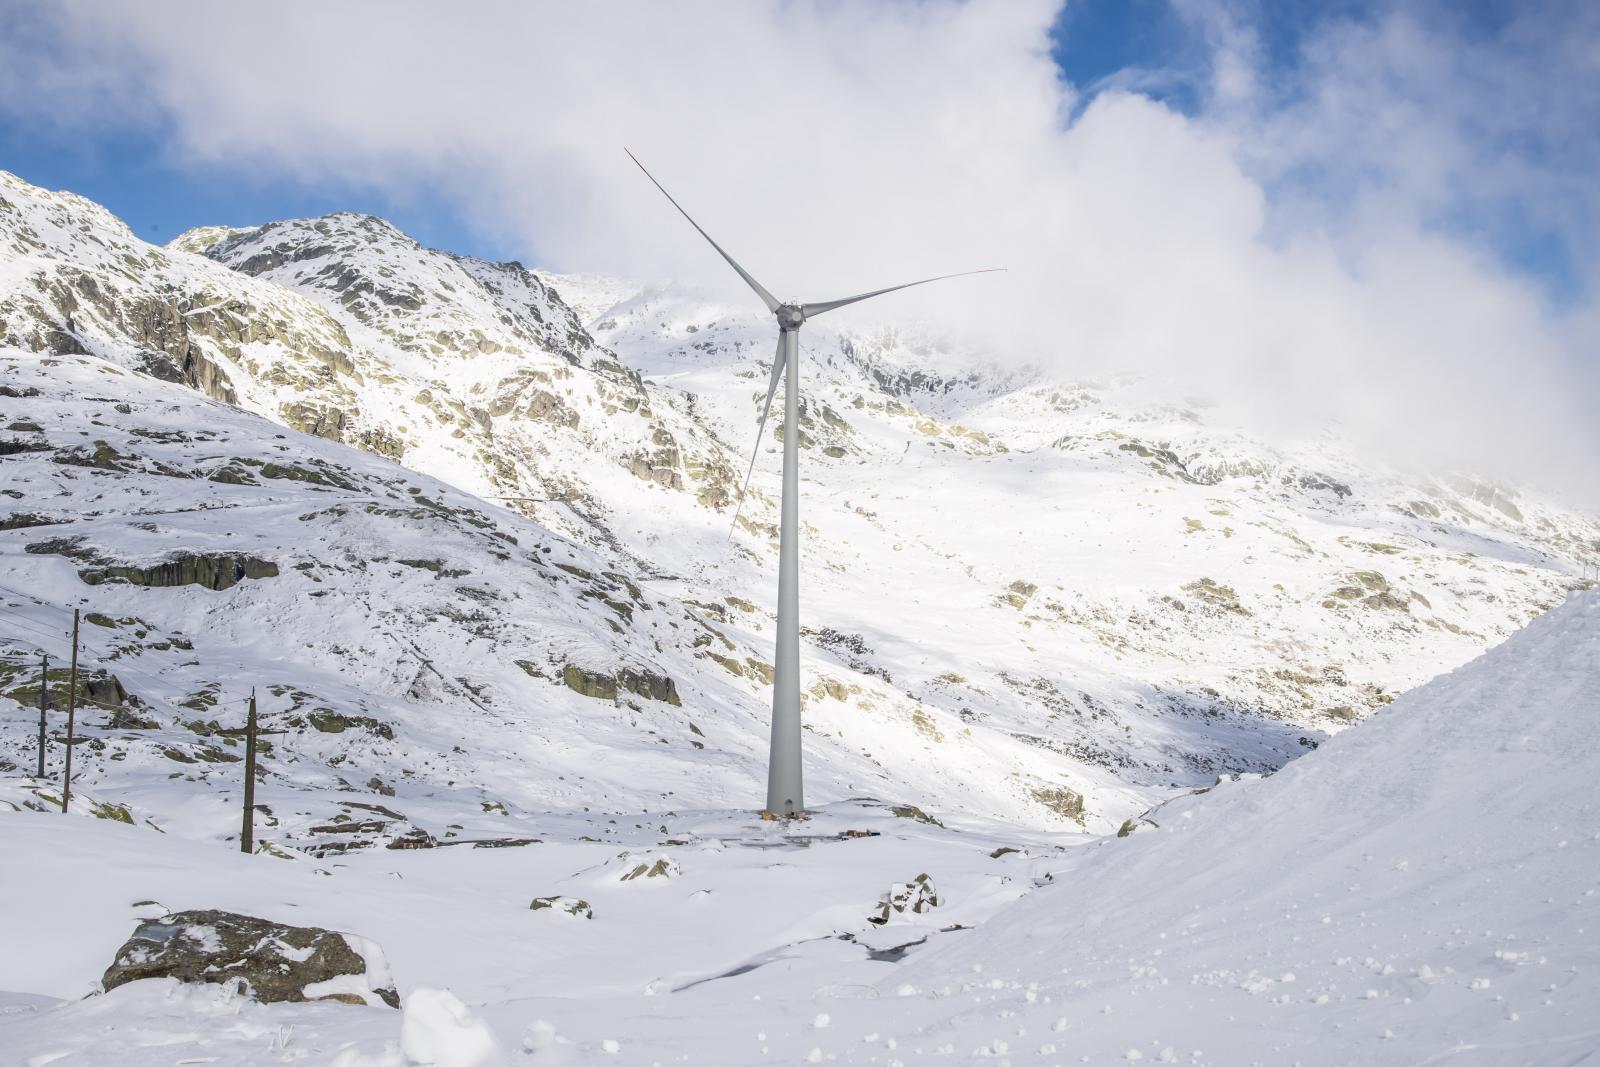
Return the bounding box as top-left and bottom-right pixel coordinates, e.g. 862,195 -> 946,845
617,667 -> 682,706
101,909 -> 399,1007
77,553 -> 279,591
125,297 -> 240,405
561,663 -> 682,706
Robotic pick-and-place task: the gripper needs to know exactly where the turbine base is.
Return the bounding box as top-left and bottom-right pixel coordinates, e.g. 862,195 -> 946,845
758,808 -> 809,821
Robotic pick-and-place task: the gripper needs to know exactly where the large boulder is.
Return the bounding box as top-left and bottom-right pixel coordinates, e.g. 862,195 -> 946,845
101,909 -> 399,1007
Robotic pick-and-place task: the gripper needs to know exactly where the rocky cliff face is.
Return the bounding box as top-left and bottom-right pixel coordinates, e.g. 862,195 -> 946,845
1,167 -> 1596,846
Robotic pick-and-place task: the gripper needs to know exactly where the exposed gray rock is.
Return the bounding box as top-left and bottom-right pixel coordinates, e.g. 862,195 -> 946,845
617,666 -> 682,706
281,401 -> 348,442
79,553 -> 280,591
101,909 -> 399,1007
127,296 -> 239,405
530,896 -> 593,918
1031,783 -> 1085,821
868,873 -> 940,925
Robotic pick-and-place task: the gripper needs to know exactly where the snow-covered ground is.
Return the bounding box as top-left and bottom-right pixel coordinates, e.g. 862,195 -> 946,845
3,590 -> 1596,1064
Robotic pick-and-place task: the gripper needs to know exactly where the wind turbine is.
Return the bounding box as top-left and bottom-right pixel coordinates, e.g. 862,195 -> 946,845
627,149 -> 999,818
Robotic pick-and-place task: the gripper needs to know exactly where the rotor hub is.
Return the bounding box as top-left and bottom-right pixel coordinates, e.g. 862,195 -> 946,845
775,304 -> 805,330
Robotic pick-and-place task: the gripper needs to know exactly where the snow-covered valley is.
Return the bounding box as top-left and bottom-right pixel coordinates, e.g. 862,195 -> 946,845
1,168 -> 1598,1064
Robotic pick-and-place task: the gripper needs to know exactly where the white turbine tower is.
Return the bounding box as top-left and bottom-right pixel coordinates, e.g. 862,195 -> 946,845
628,150 -> 999,818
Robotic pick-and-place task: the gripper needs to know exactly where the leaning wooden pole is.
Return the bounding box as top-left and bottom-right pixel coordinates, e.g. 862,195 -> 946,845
241,689 -> 257,855
61,609 -> 79,813
35,653 -> 48,779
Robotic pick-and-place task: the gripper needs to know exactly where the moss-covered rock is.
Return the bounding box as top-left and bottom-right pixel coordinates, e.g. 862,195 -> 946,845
1181,577 -> 1250,616
52,439 -> 134,471
89,799 -> 135,824
561,664 -> 618,701
0,512 -> 63,530
305,710 -> 395,740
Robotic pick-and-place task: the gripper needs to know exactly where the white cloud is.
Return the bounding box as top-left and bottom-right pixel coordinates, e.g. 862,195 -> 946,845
4,0 -> 1598,498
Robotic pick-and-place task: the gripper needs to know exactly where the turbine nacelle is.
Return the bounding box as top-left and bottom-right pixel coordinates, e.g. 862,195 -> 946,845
775,304 -> 806,331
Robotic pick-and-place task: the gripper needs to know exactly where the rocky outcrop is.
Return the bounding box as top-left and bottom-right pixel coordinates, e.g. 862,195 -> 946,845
101,909 -> 399,1007
624,424 -> 684,490
561,664 -> 618,701
25,538 -> 279,591
79,553 -> 278,591
126,297 -> 240,405
560,663 -> 682,705
1324,570 -> 1409,613
281,401 -> 348,442
1031,784 -> 1085,821
617,666 -> 682,706
530,896 -> 593,918
523,388 -> 579,429
868,873 -> 940,925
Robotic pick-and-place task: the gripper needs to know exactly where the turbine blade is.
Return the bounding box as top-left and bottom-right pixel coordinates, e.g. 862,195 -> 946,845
625,149 -> 780,314
729,334 -> 788,539
800,268 -> 1004,319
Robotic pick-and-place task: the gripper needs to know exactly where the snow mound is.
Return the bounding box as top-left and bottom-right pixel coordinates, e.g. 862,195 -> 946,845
888,589 -> 1600,1063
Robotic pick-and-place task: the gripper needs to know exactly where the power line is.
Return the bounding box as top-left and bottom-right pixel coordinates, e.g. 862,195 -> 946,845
0,608 -> 72,642
0,606 -> 187,703
0,584 -> 307,715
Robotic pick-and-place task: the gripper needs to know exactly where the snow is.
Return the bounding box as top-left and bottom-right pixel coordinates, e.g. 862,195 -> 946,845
0,168 -> 1598,1064
1,591 -> 1597,1062
400,988 -> 502,1067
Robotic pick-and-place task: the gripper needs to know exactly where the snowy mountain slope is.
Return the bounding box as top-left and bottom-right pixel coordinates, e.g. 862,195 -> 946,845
2,166 -> 1598,834
0,351 -> 1103,845
185,194 -> 1600,805
3,590 -> 1594,1065
864,586 -> 1600,1064
553,274 -> 1599,762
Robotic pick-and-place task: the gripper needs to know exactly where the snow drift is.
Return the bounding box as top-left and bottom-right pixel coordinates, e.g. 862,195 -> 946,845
876,588 -> 1600,1064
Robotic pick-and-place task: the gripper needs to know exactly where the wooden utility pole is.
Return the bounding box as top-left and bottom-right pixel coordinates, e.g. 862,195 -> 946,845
226,693 -> 283,855
241,689 -> 257,854
61,609 -> 79,813
35,654 -> 48,779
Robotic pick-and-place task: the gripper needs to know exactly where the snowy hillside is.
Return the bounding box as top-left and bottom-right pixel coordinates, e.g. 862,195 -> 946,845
0,351 -> 1088,843
871,587 -> 1600,1064
3,590 -> 1595,1064
2,164 -> 1598,842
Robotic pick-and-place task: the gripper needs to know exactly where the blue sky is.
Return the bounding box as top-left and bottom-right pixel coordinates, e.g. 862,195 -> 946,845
0,0 -> 1593,311
1,0 -> 1579,301
0,117 -> 506,261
